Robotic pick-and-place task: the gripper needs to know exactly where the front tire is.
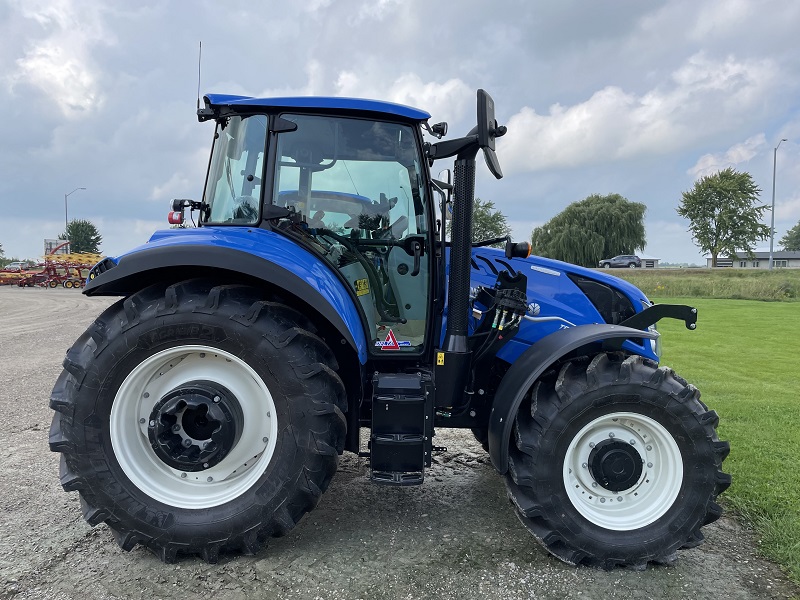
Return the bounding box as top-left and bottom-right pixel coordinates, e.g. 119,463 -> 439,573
49,280 -> 347,563
505,353 -> 730,569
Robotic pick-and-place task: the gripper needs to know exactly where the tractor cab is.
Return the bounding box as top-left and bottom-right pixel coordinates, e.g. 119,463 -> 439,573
196,98 -> 437,355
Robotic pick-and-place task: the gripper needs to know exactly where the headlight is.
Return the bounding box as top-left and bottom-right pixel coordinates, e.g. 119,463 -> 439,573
648,324 -> 661,359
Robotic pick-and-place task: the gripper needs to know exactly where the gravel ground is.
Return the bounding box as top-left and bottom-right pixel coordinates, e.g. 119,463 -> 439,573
1,286 -> 797,600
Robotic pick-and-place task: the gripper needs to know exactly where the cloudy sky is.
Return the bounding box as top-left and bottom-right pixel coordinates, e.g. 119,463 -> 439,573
1,0 -> 798,264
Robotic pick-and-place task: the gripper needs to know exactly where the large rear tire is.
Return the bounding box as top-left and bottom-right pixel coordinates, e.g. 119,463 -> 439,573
49,280 -> 347,563
505,352 -> 730,569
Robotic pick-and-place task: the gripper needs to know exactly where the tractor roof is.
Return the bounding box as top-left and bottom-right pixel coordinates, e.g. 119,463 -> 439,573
202,94 -> 431,121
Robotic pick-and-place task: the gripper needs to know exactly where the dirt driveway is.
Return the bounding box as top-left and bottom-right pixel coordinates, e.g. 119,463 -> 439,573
0,286 -> 797,600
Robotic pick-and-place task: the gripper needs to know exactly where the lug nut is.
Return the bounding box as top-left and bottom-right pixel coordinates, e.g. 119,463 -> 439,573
172,424 -> 181,432
213,396 -> 220,403
617,496 -> 623,502
182,439 -> 192,447
143,392 -> 150,399
589,442 -> 595,448
180,473 -> 187,478
262,437 -> 269,443
600,498 -> 606,503
629,439 -> 636,445
149,420 -> 156,427
139,418 -> 145,424
647,462 -> 653,468
646,445 -> 652,451
582,463 -> 588,469
609,432 -> 615,438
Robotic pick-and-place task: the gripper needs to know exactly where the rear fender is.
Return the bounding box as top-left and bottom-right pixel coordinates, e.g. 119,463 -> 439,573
487,324 -> 658,473
84,230 -> 369,363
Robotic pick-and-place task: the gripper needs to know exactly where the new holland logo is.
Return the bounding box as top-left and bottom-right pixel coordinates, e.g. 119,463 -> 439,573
374,329 -> 412,350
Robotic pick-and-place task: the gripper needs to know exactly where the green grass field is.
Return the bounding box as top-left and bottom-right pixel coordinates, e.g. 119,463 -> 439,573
612,267 -> 800,301
653,296 -> 800,583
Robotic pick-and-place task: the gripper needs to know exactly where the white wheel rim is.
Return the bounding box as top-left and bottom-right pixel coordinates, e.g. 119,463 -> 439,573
563,411 -> 683,530
110,345 -> 277,509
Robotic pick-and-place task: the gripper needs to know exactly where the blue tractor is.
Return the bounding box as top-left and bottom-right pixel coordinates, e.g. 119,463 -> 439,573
49,90 -> 729,569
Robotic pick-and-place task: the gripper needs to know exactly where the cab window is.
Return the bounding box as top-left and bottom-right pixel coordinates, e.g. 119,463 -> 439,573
202,115 -> 267,224
273,114 -> 430,353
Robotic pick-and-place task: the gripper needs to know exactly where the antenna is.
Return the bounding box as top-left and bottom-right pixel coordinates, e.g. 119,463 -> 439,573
196,41 -> 202,111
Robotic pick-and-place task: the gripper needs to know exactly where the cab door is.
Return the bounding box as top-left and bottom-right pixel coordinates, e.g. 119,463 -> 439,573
271,113 -> 433,355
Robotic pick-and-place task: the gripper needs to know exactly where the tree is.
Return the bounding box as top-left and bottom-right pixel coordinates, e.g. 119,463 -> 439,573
780,221 -> 800,251
676,168 -> 769,267
530,193 -> 646,267
448,197 -> 512,248
0,242 -> 4,258
59,219 -> 103,254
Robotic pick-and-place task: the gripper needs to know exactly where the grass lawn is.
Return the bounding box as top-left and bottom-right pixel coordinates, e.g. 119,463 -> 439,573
653,297 -> 800,583
614,268 -> 800,301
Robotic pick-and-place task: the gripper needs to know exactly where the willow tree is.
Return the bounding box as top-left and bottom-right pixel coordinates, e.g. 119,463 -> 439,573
530,193 -> 646,267
677,168 -> 769,267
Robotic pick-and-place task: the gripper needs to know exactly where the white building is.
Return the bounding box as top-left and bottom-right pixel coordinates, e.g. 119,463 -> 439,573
705,250 -> 800,269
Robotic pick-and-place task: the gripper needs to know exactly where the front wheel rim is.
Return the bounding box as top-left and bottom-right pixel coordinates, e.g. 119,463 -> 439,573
563,411 -> 683,530
110,345 -> 278,509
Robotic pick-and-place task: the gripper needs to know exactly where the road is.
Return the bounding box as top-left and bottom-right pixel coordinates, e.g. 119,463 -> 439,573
0,286 -> 796,600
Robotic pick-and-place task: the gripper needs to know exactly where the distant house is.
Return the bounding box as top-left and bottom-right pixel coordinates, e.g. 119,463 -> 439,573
705,250 -> 800,269
638,253 -> 660,268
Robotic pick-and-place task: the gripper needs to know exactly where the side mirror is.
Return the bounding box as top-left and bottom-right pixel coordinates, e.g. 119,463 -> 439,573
477,89 -> 506,180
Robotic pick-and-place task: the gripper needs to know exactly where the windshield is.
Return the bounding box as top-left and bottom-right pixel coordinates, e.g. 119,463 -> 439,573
202,115 -> 267,224
274,114 -> 427,237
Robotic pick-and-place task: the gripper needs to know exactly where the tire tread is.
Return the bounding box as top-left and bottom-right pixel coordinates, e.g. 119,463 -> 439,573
49,279 -> 348,563
505,352 -> 729,569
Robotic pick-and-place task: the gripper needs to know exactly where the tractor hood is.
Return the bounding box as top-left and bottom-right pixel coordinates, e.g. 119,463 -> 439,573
465,247 -> 656,363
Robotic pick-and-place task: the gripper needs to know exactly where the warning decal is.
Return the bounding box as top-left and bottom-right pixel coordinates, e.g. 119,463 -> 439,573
374,329 -> 412,350
354,278 -> 370,296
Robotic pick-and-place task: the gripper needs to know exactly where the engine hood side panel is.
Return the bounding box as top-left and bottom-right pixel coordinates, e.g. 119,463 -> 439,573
466,249 -> 657,363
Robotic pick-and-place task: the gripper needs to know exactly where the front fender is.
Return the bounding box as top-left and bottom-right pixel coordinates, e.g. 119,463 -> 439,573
85,227 -> 369,363
487,324 -> 658,473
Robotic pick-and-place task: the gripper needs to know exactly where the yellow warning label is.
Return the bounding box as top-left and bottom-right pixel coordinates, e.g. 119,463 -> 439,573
436,352 -> 445,366
354,278 -> 370,296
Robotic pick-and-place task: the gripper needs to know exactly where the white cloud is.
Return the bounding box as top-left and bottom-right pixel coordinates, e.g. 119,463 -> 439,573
498,52 -> 778,175
688,134 -> 766,179
7,0 -> 114,118
303,0 -> 333,13
335,72 -> 472,123
351,0 -> 402,24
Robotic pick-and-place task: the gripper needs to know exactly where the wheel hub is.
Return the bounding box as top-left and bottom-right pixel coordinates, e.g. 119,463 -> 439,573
588,439 -> 643,492
147,381 -> 242,472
